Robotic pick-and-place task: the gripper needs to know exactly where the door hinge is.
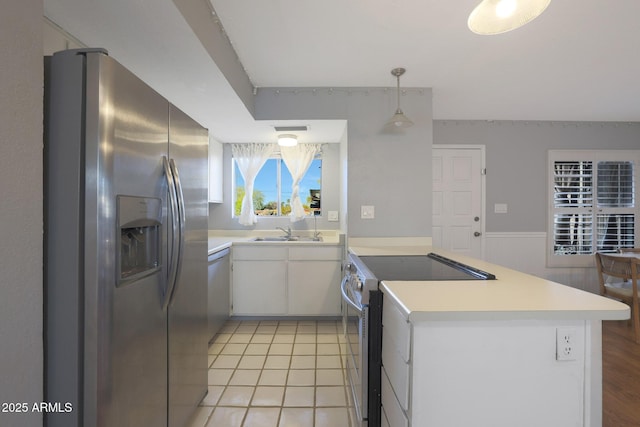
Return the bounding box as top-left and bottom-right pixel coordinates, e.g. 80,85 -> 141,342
481,168 -> 487,175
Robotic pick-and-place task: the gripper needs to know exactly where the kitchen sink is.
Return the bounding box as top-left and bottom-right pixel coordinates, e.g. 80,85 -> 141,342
251,236 -> 323,242
252,236 -> 289,241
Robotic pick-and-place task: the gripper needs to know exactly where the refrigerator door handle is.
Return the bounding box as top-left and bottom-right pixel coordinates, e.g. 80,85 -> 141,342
167,158 -> 186,306
163,156 -> 180,310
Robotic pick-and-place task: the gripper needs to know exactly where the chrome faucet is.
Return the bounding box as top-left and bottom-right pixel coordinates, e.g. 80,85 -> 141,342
276,226 -> 292,238
312,214 -> 321,241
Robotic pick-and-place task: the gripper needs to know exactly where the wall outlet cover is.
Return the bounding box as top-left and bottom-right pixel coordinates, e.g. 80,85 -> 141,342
556,327 -> 577,361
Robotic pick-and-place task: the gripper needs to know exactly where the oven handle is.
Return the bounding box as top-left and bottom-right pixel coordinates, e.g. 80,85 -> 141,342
341,274 -> 363,313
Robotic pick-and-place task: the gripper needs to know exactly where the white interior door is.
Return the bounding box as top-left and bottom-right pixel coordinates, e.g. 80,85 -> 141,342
432,146 -> 484,258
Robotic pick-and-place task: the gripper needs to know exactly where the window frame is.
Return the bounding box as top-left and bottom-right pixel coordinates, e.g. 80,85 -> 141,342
547,150 -> 640,267
231,152 -> 323,219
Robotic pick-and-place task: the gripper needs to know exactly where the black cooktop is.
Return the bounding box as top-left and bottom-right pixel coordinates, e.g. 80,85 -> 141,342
357,253 -> 495,281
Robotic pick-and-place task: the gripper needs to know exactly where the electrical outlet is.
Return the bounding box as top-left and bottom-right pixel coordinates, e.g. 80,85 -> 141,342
556,328 -> 577,361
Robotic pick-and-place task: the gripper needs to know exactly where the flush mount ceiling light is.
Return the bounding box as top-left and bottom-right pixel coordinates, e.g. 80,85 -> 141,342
468,0 -> 551,35
385,67 -> 414,129
277,134 -> 298,147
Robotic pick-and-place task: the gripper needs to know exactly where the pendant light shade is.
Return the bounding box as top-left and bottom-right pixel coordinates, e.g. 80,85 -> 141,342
468,0 -> 551,35
386,68 -> 413,129
277,134 -> 298,147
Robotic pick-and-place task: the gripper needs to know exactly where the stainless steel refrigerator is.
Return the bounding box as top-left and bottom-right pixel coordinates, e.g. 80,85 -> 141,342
44,48 -> 208,427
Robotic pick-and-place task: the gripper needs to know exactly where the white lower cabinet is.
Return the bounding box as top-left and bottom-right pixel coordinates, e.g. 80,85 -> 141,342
232,245 -> 342,316
288,260 -> 342,315
232,246 -> 288,315
232,260 -> 287,315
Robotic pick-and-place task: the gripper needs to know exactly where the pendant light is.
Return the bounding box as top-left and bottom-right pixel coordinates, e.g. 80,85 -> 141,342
386,67 -> 413,129
468,0 -> 551,35
277,134 -> 298,147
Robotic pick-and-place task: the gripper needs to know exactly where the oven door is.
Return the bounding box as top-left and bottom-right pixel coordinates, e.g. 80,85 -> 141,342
341,272 -> 368,424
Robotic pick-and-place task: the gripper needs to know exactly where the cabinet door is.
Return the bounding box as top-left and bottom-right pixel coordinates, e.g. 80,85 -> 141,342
288,260 -> 341,315
232,260 -> 287,315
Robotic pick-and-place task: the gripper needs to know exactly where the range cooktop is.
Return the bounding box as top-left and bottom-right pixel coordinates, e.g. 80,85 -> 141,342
357,253 -> 496,281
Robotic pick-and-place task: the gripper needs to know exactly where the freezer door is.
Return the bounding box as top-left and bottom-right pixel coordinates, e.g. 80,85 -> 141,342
89,51 -> 171,427
167,104 -> 209,427
45,50 -> 170,427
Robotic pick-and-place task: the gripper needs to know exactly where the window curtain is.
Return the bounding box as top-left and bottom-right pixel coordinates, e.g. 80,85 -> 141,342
280,143 -> 322,222
232,143 -> 275,225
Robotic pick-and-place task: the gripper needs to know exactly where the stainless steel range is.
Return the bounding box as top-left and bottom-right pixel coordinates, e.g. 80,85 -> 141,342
341,252 -> 495,427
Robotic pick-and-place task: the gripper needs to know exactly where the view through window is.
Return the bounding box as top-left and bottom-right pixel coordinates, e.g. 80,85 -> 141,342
233,157 -> 322,217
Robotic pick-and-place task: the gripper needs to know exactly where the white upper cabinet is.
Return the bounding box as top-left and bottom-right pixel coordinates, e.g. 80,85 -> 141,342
208,136 -> 223,203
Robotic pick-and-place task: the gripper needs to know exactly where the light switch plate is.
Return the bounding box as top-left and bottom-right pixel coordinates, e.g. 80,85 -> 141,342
328,210 -> 339,222
494,203 -> 508,214
361,205 -> 375,219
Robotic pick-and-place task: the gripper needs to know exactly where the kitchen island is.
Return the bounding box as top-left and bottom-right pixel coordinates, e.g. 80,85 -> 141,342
349,243 -> 628,427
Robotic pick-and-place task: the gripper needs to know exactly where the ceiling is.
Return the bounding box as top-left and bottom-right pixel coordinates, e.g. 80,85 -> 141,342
44,0 -> 640,143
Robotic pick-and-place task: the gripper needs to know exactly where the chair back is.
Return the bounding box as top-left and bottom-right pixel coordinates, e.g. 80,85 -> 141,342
596,252 -> 640,343
619,248 -> 640,254
595,252 -> 640,296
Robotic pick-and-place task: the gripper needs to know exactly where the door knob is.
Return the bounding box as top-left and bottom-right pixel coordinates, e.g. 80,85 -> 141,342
474,231 -> 482,237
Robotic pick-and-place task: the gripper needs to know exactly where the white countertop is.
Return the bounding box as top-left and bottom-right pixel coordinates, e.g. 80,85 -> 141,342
209,230 -> 343,255
349,244 -> 630,322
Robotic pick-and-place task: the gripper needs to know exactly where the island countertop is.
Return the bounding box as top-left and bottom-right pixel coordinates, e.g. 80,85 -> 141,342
348,244 -> 630,323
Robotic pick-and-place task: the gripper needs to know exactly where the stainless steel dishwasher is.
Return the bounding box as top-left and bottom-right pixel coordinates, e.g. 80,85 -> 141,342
207,248 -> 231,342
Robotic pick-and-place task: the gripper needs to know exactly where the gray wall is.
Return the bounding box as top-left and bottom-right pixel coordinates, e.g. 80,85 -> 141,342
209,142 -> 343,232
0,2 -> 43,426
434,120 -> 640,232
254,87 -> 433,237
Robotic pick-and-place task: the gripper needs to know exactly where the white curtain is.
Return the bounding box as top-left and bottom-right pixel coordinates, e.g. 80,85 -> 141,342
280,143 -> 322,222
232,143 -> 275,225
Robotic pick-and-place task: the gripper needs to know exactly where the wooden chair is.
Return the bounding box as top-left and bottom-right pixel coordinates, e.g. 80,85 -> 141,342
595,252 -> 640,343
619,248 -> 640,254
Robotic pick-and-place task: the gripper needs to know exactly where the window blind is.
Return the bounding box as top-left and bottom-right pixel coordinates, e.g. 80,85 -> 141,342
553,161 -> 593,208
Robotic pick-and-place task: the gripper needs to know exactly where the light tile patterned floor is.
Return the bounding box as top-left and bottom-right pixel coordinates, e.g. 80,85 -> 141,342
187,319 -> 355,427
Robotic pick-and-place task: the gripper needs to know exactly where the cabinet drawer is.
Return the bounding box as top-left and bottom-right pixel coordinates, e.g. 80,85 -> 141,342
288,246 -> 342,260
233,246 -> 288,260
382,295 -> 411,363
382,340 -> 410,411
381,367 -> 409,427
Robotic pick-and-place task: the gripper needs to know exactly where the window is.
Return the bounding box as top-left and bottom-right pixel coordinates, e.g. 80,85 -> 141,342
233,156 -> 322,217
548,150 -> 639,267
